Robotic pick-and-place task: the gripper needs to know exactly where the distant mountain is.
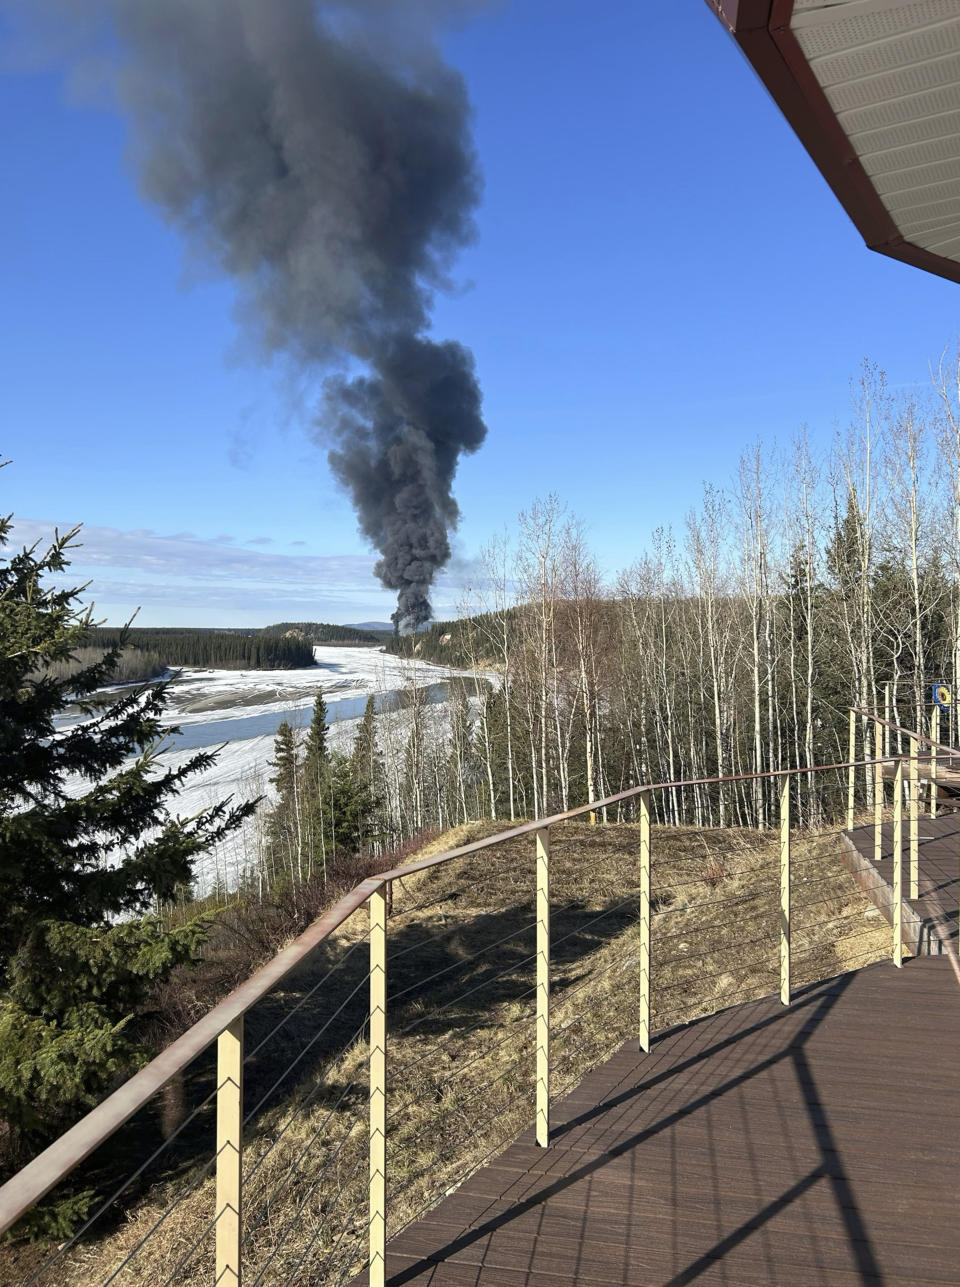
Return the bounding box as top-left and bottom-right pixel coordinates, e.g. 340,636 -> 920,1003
346,621 -> 434,634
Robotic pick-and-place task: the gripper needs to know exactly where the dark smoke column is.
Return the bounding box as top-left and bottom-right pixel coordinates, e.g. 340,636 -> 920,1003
326,335 -> 485,633
100,0 -> 487,629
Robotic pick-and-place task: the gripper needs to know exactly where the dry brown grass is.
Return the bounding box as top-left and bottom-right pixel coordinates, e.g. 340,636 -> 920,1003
18,818 -> 893,1287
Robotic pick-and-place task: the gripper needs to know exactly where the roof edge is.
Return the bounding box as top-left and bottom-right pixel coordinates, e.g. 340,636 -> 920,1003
708,0 -> 960,286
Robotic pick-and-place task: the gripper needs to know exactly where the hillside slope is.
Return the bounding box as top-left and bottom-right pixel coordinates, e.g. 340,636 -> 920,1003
14,818 -> 893,1286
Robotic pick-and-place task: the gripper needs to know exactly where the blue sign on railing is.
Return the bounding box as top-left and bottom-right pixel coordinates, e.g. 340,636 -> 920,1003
932,682 -> 951,711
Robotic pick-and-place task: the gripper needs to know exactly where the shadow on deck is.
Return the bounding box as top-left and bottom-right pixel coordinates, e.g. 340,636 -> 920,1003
354,958 -> 959,1287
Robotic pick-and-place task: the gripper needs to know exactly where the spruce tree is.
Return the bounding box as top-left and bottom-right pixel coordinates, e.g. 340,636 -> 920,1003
350,695 -> 378,784
303,689 -> 329,796
268,720 -> 299,804
266,720 -> 300,883
351,696 -> 384,851
320,753 -> 377,857
0,512 -> 254,1202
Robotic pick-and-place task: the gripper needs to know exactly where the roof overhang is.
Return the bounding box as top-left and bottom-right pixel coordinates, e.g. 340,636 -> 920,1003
708,0 -> 960,284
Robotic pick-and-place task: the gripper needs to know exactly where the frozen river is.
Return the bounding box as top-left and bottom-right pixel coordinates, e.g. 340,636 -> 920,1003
114,644 -> 481,889
161,677 -> 455,752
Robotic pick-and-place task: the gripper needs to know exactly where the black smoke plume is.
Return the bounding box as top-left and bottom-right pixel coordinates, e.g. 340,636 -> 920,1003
326,334 -> 484,631
31,0 -> 488,630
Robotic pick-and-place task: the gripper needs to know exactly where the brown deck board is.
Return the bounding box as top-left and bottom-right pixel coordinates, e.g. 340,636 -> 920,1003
844,812 -> 960,953
348,957 -> 960,1287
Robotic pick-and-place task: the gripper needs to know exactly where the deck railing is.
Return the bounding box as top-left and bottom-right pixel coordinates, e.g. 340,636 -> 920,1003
0,755 -> 918,1287
851,707 -> 960,901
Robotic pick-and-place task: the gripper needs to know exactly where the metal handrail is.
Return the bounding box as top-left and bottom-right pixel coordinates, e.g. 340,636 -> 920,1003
0,877 -> 380,1234
0,750 -> 911,1264
852,707 -> 959,759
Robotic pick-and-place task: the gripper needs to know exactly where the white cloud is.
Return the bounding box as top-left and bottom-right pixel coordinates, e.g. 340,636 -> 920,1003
7,518 -> 475,625
9,518 -> 374,584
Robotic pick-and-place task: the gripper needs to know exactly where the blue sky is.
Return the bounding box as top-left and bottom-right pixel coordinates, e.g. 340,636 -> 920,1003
2,2 -> 959,627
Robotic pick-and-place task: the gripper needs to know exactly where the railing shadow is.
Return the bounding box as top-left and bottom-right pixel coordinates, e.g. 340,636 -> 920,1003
55,885 -> 642,1242
384,969 -> 898,1287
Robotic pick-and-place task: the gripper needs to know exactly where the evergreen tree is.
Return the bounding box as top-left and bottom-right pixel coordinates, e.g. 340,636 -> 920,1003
303,690 -> 329,795
350,695 -> 378,785
268,720 -> 299,805
0,513 -> 254,1205
266,720 -> 300,883
315,753 -> 377,857
86,626 -> 316,670
351,696 -> 385,851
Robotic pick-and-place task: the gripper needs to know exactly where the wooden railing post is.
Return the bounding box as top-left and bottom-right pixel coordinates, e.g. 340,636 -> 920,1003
847,709 -> 856,831
216,1017 -> 243,1287
779,775 -> 790,1007
909,736 -> 919,900
884,682 -> 892,756
639,791 -> 651,1054
369,887 -> 387,1287
893,761 -> 903,968
535,827 -> 550,1148
931,705 -> 940,819
874,720 -> 883,864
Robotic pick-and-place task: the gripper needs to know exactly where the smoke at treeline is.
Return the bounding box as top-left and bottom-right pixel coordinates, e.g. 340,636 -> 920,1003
18,0 -> 488,631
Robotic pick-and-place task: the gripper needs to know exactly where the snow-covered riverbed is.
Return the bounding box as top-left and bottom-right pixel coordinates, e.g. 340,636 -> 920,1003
135,645 -> 477,890
158,645 -> 466,727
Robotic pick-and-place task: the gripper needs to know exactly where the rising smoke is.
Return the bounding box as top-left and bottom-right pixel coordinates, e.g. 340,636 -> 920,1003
22,0 -> 488,631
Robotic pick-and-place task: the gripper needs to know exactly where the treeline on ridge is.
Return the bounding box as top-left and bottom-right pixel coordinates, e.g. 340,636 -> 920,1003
385,612 -> 515,667
379,360 -> 960,834
262,621 -> 383,644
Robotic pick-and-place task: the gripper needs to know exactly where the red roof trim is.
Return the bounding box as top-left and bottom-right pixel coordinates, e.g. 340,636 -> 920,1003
708,0 -> 960,286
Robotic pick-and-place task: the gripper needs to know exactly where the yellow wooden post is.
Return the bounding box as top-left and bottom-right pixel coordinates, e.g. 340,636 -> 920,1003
535,827 -> 550,1148
847,709 -> 856,831
873,719 -> 883,864
931,705 -> 940,819
638,791 -> 651,1054
215,1017 -> 243,1287
909,735 -> 919,900
893,761 -> 903,968
369,887 -> 387,1287
779,775 -> 790,1007
884,682 -> 892,756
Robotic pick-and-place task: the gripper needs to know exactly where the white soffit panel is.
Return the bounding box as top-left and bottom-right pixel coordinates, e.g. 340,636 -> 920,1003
792,0 -> 960,263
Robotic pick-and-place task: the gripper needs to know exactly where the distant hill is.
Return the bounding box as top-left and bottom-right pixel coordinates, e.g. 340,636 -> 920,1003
263,621 -> 381,644
384,609 -> 527,666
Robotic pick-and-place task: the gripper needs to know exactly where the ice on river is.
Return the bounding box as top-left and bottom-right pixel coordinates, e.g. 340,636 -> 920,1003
93,645 -> 480,892
160,645 -> 466,727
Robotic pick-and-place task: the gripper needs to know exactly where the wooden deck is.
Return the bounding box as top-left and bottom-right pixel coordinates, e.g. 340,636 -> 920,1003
881,754 -> 960,799
844,813 -> 959,954
358,957 -> 960,1287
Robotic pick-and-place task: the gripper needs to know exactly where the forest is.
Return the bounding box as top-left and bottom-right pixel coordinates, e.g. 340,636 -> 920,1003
32,357 -> 960,907
88,626 -> 316,671
263,361 -> 960,860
